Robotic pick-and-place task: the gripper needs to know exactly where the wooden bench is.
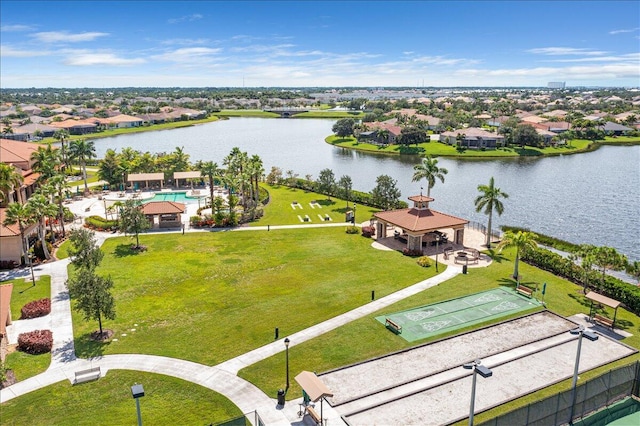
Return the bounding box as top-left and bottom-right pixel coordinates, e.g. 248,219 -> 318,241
385,318 -> 402,334
74,367 -> 101,384
305,406 -> 321,425
593,313 -> 614,329
516,284 -> 533,298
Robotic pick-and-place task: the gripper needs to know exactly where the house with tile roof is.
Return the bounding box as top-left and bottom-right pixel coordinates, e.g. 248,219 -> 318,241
439,128 -> 505,149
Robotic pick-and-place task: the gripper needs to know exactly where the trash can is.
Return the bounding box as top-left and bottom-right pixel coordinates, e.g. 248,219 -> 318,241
462,264 -> 468,274
277,389 -> 286,406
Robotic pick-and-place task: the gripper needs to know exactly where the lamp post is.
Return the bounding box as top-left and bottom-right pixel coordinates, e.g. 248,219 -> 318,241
435,235 -> 439,272
131,383 -> 145,426
284,337 -> 290,393
28,252 -> 36,286
352,203 -> 357,225
463,359 -> 492,426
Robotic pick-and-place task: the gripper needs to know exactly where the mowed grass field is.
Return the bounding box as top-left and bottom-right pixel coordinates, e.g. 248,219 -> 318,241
0,370 -> 242,425
71,227 -> 433,364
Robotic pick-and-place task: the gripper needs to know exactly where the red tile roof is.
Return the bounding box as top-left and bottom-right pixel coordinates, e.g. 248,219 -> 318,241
141,201 -> 186,215
374,207 -> 468,233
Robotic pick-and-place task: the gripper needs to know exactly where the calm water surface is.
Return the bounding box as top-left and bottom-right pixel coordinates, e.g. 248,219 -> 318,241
94,118 -> 640,260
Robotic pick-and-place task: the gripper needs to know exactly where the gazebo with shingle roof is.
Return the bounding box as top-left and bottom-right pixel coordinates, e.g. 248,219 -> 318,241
373,195 -> 469,252
140,201 -> 186,228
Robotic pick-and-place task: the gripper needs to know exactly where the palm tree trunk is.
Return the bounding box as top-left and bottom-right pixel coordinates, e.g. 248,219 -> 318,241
82,161 -> 88,193
486,212 -> 493,248
39,219 -> 50,260
513,252 -> 520,280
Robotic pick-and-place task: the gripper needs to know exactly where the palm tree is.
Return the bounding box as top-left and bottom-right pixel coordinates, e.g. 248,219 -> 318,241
198,161 -> 221,208
0,162 -> 24,205
53,129 -> 69,172
2,202 -> 34,264
496,230 -> 538,280
474,177 -> 509,248
69,139 -> 96,193
26,194 -> 55,260
412,156 -> 448,197
47,173 -> 70,237
31,144 -> 59,181
248,155 -> 264,207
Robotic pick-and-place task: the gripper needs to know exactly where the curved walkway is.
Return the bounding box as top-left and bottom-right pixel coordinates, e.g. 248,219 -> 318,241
0,222 -> 462,425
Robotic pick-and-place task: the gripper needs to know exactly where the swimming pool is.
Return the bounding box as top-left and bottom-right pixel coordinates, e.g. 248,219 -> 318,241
145,192 -> 199,204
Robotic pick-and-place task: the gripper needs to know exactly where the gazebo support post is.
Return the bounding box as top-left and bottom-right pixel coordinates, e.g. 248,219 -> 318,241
588,300 -> 594,320
613,307 -> 618,330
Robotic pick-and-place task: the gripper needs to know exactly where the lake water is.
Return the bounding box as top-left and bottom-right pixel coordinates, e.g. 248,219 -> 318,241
93,118 -> 640,260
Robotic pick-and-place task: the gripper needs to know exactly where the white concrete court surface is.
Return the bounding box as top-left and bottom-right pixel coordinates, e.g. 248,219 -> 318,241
319,311 -> 637,426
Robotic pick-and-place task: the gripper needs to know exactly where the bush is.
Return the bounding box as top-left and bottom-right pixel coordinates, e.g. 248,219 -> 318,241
345,226 -> 359,234
84,215 -> 118,231
20,298 -> 51,319
17,330 -> 53,355
361,226 -> 375,237
416,256 -> 432,267
0,260 -> 19,270
403,248 -> 423,257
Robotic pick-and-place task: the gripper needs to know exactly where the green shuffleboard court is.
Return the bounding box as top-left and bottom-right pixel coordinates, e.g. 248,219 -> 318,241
376,287 -> 541,342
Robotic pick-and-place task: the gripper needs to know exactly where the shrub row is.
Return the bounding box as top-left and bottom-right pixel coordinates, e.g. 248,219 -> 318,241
20,298 -> 51,319
502,225 -> 581,253
84,215 -> 119,231
17,329 -> 53,355
523,248 -> 640,315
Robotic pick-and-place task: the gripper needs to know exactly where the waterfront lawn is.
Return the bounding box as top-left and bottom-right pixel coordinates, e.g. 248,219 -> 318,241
214,109 -> 280,118
254,184 -> 379,226
0,370 -> 242,426
2,276 -> 52,381
327,135 -> 594,157
295,111 -> 365,118
72,227 -> 432,365
239,247 -> 640,403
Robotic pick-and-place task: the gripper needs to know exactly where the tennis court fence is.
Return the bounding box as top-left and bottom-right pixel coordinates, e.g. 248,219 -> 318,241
477,360 -> 640,426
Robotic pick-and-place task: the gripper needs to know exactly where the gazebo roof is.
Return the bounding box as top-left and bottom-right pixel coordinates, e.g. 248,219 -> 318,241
128,172 -> 165,182
408,195 -> 434,203
374,207 -> 468,233
141,201 -> 186,215
174,171 -> 202,179
295,371 -> 333,402
585,291 -> 621,309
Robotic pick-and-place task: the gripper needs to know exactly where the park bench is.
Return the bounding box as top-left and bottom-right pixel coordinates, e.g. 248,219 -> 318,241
305,406 -> 321,425
593,313 -> 614,329
385,318 -> 402,334
74,366 -> 101,384
516,284 -> 533,298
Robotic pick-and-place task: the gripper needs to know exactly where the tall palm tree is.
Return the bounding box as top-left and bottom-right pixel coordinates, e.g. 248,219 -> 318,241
474,176 -> 509,248
2,202 -> 34,264
47,173 -> 70,237
69,139 -> 96,193
496,230 -> 538,280
412,156 -> 448,197
198,161 -> 221,208
31,144 -> 59,181
53,129 -> 69,172
26,194 -> 55,260
248,155 -> 264,206
0,163 -> 24,205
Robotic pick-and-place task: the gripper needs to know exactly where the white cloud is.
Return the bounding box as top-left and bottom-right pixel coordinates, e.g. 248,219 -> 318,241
152,47 -> 222,63
609,27 -> 640,35
1,24 -> 36,32
527,47 -> 607,56
64,53 -> 145,66
168,14 -> 203,24
0,45 -> 50,57
160,38 -> 213,46
32,31 -> 109,43
544,53 -> 640,63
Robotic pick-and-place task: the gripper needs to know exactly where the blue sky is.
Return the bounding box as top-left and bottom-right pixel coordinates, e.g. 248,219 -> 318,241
1,1 -> 639,88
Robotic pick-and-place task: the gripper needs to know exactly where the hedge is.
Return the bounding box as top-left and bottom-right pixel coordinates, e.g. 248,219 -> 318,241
20,298 -> 51,319
523,247 -> 640,315
84,215 -> 119,231
18,330 -> 53,355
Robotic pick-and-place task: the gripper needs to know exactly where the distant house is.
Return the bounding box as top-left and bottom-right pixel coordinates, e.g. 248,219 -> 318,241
439,128 -> 505,149
363,122 -> 402,144
107,114 -> 143,128
599,121 -> 633,136
535,128 -> 556,145
50,119 -> 97,135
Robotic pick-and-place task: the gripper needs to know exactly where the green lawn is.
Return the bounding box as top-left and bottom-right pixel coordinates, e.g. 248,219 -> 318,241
0,370 -> 242,426
2,277 -> 52,381
240,247 -> 640,419
254,184 -> 379,226
71,227 -> 433,365
294,111 -> 364,119
327,135 -> 595,158
213,109 -> 280,118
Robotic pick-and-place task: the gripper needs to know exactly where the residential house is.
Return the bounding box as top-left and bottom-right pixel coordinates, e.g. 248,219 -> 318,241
49,119 -> 98,135
108,114 -> 143,128
440,127 -> 505,149
599,121 -> 633,136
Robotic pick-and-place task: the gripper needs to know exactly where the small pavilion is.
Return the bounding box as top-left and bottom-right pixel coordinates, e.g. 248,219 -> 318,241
173,171 -> 202,189
141,201 -> 186,229
295,371 -> 334,423
127,172 -> 165,190
373,195 -> 469,252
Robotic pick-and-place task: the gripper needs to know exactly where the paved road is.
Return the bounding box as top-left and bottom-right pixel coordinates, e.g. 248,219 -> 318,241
0,220 -> 461,425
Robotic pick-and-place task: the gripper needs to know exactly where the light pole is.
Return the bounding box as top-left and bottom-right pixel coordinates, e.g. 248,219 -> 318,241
28,252 -> 36,286
435,235 -> 440,272
131,383 -> 145,426
352,203 -> 357,225
568,325 -> 588,424
463,359 -> 492,426
284,337 -> 290,393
